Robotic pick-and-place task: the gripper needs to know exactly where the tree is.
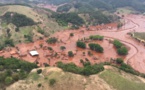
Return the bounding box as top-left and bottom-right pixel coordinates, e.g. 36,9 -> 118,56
12,73 -> 19,81
47,37 -> 58,44
37,83 -> 42,88
15,27 -> 19,32
113,40 -> 122,48
70,33 -> 74,37
117,47 -> 128,55
5,77 -> 13,85
76,41 -> 86,49
89,35 -> 104,41
4,39 -> 14,47
117,22 -> 123,29
37,69 -> 42,74
49,79 -> 56,86
89,43 -> 103,53
48,47 -> 53,51
116,58 -> 123,64
68,51 -> 74,57
60,46 -> 66,51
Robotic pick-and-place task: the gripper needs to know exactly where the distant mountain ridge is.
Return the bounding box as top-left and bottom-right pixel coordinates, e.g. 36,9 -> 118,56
0,0 -> 145,12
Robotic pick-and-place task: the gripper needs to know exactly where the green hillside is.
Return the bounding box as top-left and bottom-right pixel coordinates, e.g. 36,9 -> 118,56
6,66 -> 145,90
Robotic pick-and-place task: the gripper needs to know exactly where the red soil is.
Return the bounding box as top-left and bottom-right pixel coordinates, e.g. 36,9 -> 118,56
1,14 -> 145,73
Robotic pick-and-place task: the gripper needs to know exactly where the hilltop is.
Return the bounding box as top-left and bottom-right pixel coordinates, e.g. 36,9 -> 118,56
0,5 -> 65,48
6,66 -> 145,90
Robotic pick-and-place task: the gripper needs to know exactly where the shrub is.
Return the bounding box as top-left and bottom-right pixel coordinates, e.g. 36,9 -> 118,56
120,63 -> 139,75
5,77 -> 13,85
68,51 -> 74,57
56,61 -> 104,76
89,43 -> 103,53
37,69 -> 42,74
88,51 -> 92,56
117,47 -> 128,55
89,35 -> 104,40
0,65 -> 4,71
12,73 -> 19,81
70,33 -> 74,37
4,39 -> 14,47
37,83 -> 42,88
116,58 -> 123,64
15,27 -> 19,32
43,63 -> 50,67
117,22 -> 123,29
60,46 -> 66,51
38,29 -> 44,34
48,47 -> 53,51
76,41 -> 86,49
49,79 -> 56,86
47,37 -> 58,44
113,40 -> 122,48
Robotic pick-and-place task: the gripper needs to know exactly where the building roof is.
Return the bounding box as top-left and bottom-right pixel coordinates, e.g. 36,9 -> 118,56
29,50 -> 39,56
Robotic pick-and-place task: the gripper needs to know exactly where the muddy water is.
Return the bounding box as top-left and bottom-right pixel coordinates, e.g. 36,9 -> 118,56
1,14 -> 145,73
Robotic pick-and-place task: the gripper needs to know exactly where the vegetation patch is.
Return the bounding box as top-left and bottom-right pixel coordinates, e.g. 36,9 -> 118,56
0,57 -> 37,89
46,37 -> 58,44
89,43 -> 104,53
49,78 -> 56,86
76,41 -> 86,49
99,70 -> 145,90
2,12 -> 36,27
89,35 -> 104,41
56,61 -> 104,76
113,40 -> 128,55
51,13 -> 84,27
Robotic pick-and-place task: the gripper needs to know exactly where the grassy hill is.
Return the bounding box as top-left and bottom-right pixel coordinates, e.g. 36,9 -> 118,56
6,66 -> 145,90
0,5 -> 65,48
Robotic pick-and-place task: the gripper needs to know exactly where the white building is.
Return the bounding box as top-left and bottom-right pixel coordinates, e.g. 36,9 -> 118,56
29,50 -> 39,56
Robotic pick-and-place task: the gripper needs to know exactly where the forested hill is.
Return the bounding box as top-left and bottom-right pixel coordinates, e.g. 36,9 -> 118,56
41,0 -> 145,12
0,0 -> 145,12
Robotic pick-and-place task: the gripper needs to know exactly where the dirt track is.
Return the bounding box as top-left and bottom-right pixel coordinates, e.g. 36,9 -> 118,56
1,14 -> 145,73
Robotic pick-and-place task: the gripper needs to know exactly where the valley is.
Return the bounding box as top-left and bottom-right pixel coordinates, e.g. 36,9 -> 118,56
0,13 -> 145,73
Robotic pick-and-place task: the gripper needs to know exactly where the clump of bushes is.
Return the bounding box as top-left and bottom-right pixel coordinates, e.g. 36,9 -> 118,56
60,46 -> 66,51
56,61 -> 104,76
116,58 -> 123,64
113,40 -> 122,48
117,47 -> 128,55
48,47 -> 53,51
76,41 -> 86,49
89,35 -> 104,40
70,33 -> 74,37
47,37 -> 58,44
4,39 -> 14,47
113,40 -> 128,55
89,43 -> 103,53
68,51 -> 74,57
37,69 -> 42,74
37,83 -> 42,88
0,57 -> 37,89
51,13 -> 84,26
120,63 -> 139,75
49,79 -> 56,86
2,12 -> 35,27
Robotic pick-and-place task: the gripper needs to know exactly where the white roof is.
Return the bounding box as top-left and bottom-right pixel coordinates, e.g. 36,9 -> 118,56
29,51 -> 39,56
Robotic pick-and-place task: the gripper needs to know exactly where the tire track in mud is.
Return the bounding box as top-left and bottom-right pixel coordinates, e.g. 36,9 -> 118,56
89,18 -> 139,33
86,18 -> 140,64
